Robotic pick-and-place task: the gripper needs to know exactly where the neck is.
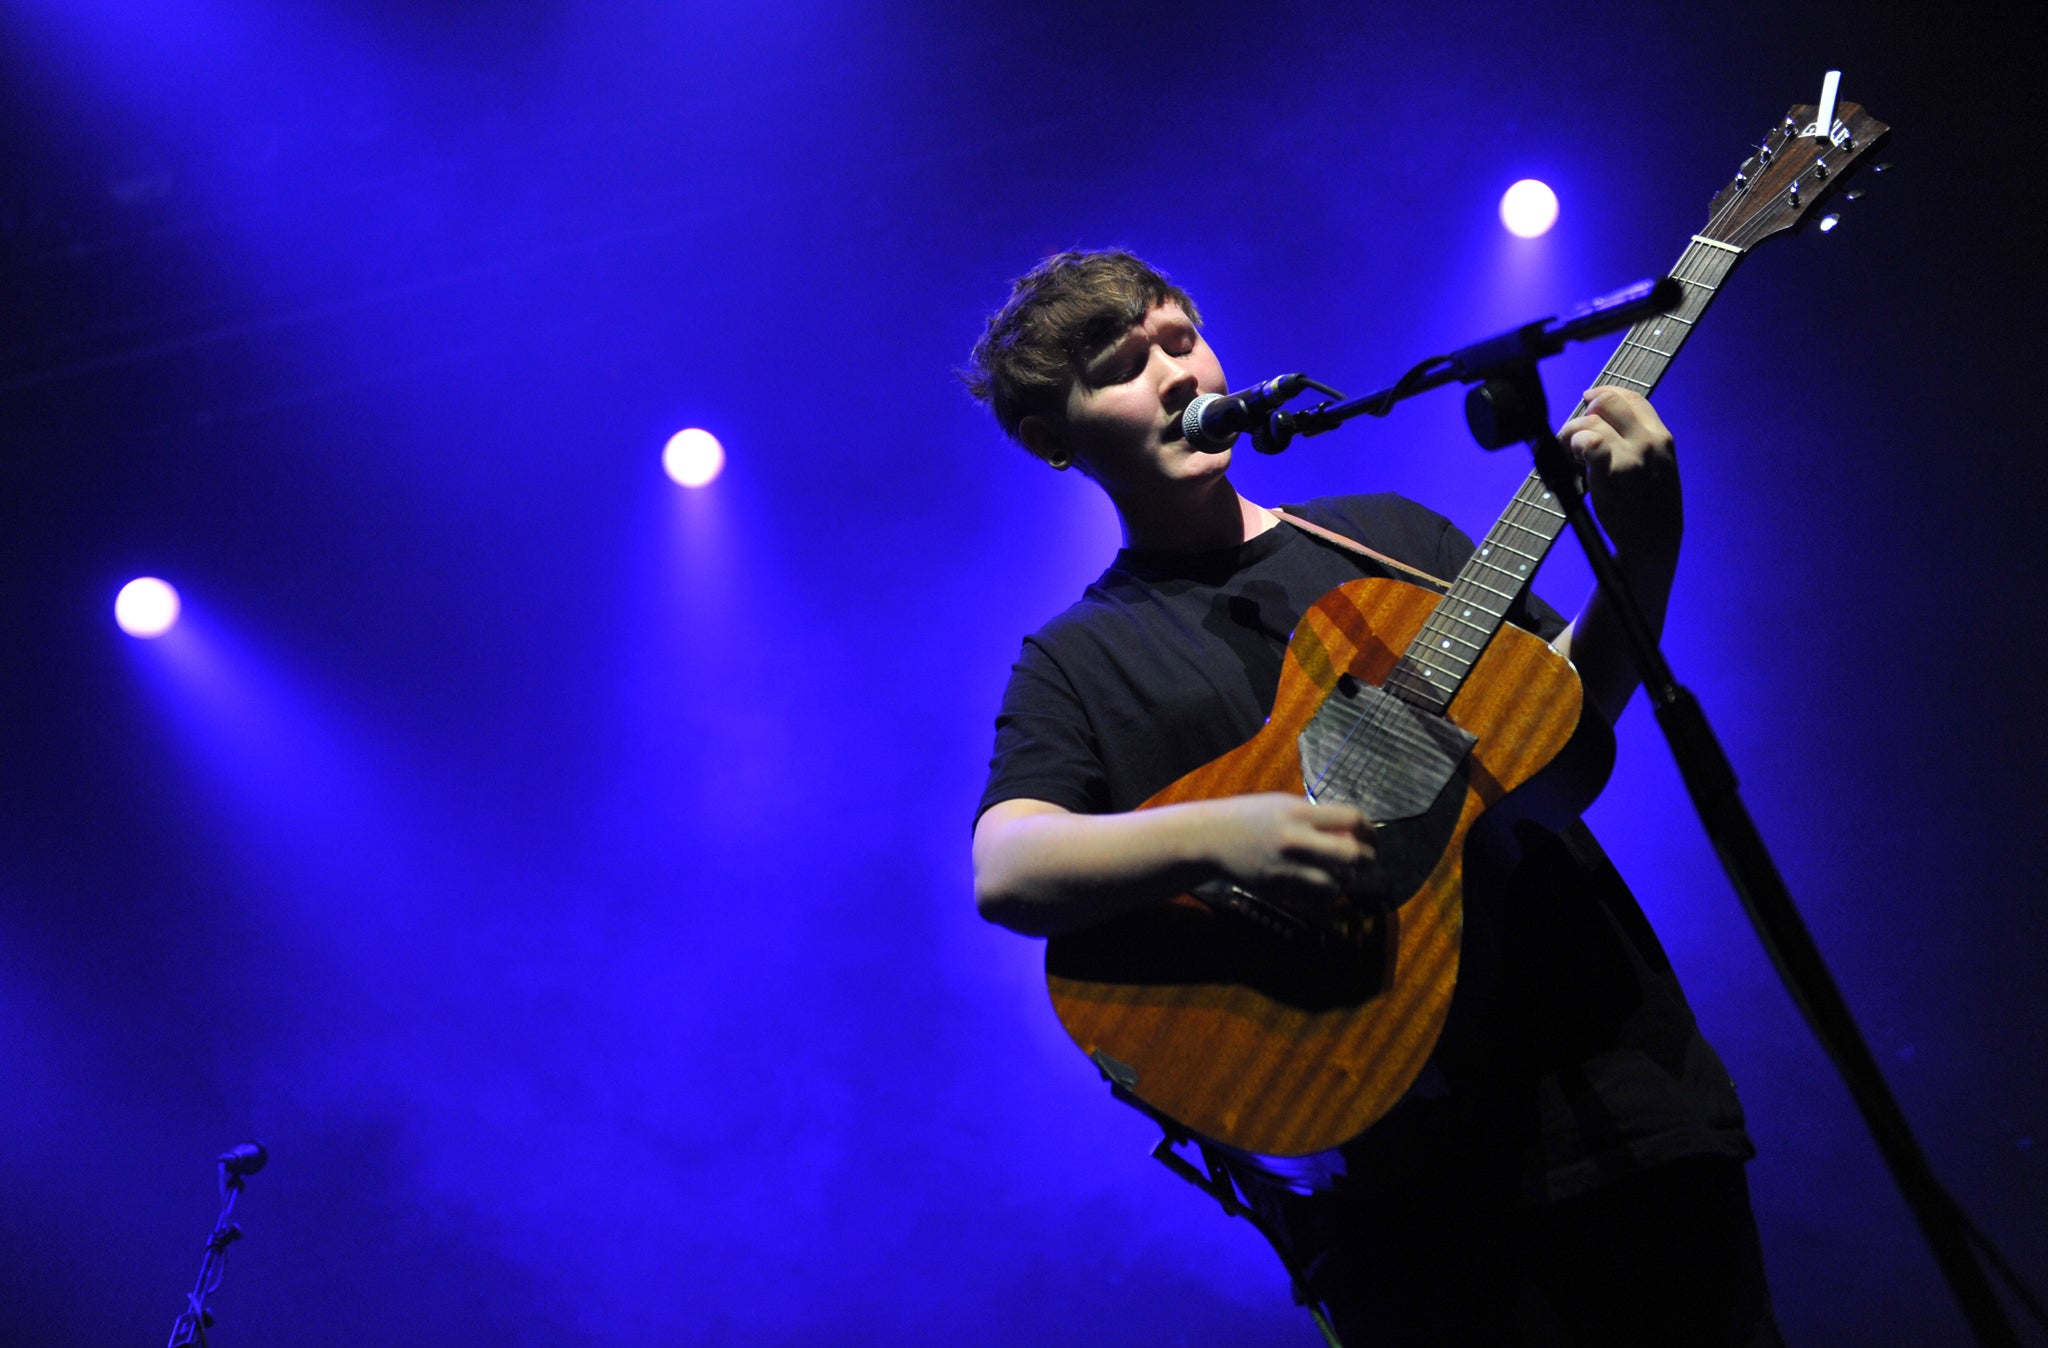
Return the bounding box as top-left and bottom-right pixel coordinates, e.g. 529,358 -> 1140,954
1113,477 -> 1272,553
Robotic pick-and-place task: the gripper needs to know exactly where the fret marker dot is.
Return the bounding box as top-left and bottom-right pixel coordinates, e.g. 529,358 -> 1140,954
1441,639 -> 1452,649
1519,563 -> 1528,573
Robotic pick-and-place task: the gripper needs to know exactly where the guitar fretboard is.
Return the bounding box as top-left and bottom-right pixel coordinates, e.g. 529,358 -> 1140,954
1382,238 -> 1742,715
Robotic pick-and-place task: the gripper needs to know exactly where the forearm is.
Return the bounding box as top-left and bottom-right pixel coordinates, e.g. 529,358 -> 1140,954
972,801 -> 1227,938
1554,548 -> 1677,726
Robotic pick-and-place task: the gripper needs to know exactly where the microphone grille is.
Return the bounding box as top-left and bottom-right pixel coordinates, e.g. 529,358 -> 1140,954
1181,393 -> 1239,450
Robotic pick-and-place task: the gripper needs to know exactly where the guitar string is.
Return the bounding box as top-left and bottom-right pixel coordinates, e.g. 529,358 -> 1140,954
1304,132 -> 1825,801
1397,225 -> 1748,676
1325,131 -> 1847,803
1317,262 -> 1687,760
1308,289 -> 1682,798
1399,168 -> 1798,710
1339,116 -> 1823,725
1302,216 -> 1756,804
1399,232 -> 1743,665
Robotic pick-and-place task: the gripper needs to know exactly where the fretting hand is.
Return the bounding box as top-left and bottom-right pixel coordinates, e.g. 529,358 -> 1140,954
1557,386 -> 1682,565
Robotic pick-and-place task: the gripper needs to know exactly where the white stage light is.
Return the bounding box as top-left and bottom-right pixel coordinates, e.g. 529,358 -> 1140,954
1500,180 -> 1560,238
115,576 -> 181,637
663,428 -> 725,488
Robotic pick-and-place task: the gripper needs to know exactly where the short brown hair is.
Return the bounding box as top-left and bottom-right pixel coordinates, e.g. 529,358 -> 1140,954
960,249 -> 1201,451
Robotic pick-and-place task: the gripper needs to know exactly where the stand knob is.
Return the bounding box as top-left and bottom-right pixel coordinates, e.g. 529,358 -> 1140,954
1465,380 -> 1540,450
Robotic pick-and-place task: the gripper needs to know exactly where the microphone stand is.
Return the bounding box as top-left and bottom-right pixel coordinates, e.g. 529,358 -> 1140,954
167,1144 -> 266,1347
1258,293 -> 2025,1347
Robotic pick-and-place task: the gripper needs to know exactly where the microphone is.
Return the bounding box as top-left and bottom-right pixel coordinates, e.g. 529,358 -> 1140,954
218,1141 -> 268,1178
1180,374 -> 1312,450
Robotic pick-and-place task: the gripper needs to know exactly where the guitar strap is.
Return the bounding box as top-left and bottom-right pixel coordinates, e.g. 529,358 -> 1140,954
1272,508 -> 1451,593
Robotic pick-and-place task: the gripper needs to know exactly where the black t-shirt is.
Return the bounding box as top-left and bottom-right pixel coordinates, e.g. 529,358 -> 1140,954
979,492 -> 1751,1204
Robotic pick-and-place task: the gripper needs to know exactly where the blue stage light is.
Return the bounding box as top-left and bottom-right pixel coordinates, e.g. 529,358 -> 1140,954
115,577 -> 181,637
663,428 -> 726,488
1499,179 -> 1559,238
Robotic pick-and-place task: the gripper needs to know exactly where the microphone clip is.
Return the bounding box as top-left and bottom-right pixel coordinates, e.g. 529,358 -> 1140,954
1181,373 -> 1347,454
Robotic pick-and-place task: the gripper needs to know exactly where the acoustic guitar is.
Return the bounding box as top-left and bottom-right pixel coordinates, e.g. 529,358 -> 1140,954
1045,94 -> 1891,1158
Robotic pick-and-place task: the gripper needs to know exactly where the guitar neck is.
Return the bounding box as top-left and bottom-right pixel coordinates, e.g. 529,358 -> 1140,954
1383,238 -> 1744,715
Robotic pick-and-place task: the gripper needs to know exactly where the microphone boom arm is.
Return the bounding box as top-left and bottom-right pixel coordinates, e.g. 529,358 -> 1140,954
1254,277 -> 1684,454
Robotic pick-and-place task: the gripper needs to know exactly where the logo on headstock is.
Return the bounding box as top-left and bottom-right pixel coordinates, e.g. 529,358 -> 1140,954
1800,120 -> 1855,147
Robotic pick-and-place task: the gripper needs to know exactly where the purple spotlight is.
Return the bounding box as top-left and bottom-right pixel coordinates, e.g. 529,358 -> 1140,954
115,576 -> 181,637
1499,179 -> 1560,238
663,428 -> 725,488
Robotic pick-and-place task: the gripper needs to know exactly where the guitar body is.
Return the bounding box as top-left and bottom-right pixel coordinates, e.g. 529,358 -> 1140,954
1044,576 -> 1611,1156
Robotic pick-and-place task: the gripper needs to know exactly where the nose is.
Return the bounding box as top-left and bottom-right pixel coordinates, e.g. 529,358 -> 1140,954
1152,346 -> 1199,405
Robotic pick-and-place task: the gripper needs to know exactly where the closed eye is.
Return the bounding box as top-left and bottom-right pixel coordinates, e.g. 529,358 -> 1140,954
1088,335 -> 1148,385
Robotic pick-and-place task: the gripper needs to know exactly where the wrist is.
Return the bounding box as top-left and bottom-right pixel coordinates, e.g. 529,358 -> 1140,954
1163,798 -> 1235,881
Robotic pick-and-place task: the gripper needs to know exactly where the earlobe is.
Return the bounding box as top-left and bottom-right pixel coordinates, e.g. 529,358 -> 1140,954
1019,415 -> 1073,471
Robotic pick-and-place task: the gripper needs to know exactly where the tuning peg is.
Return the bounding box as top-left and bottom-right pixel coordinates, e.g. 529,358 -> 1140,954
1817,212 -> 1841,233
1844,188 -> 1866,200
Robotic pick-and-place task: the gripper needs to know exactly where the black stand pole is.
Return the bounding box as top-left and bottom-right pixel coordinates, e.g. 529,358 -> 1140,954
1468,361 -> 2022,1348
167,1142 -> 266,1348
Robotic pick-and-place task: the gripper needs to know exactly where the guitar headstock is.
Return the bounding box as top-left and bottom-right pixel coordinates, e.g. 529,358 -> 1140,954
1701,99 -> 1892,251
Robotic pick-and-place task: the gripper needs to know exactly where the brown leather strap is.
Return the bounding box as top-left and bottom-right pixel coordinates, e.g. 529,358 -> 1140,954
1272,508 -> 1451,592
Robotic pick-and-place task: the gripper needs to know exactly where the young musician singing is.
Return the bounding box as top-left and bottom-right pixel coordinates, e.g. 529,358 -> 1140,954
964,249 -> 1778,1346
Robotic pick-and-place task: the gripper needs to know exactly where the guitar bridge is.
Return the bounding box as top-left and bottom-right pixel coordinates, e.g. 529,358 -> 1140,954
1190,879 -> 1387,1007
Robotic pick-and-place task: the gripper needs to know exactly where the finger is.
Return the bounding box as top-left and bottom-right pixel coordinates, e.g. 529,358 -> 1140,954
1284,828 -> 1374,871
1603,387 -> 1671,441
1558,403 -> 1618,453
1555,419 -> 1612,461
1580,386 -> 1646,433
1562,426 -> 1608,459
1304,802 -> 1371,835
1581,388 -> 1676,461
